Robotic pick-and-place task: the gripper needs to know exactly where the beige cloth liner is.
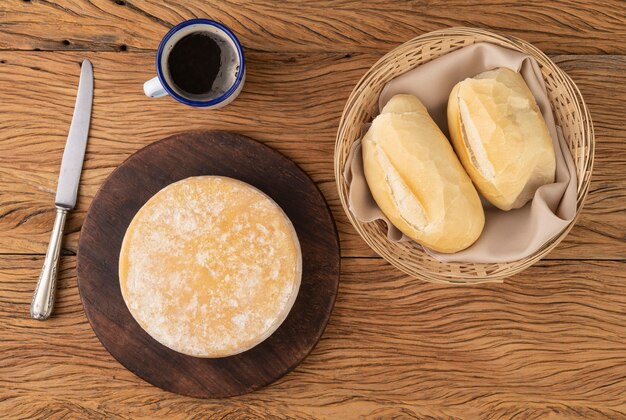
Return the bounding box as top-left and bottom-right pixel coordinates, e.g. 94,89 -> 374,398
344,42 -> 577,263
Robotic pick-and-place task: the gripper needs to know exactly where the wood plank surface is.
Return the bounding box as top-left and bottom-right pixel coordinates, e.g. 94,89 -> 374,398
0,52 -> 624,258
1,1 -> 625,417
1,256 -> 625,418
0,1 -> 624,54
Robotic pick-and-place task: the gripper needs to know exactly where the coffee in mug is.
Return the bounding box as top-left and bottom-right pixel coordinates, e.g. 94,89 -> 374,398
144,19 -> 245,108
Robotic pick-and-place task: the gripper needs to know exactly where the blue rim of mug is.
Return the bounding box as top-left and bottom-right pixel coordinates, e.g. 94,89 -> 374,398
156,19 -> 245,107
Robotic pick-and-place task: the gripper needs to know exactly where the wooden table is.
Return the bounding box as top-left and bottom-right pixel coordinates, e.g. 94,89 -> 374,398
1,1 -> 625,418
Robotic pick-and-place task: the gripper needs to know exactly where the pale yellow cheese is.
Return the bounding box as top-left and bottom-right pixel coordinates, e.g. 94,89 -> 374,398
119,176 -> 302,358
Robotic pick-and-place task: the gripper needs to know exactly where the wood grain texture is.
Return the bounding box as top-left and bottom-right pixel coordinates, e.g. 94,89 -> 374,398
2,256 -> 626,418
0,1 -> 624,54
76,131 -> 340,397
0,52 -> 624,258
1,1 -> 625,417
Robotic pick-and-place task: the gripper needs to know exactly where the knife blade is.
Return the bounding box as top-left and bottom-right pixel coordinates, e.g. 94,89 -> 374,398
55,59 -> 93,208
31,59 -> 94,320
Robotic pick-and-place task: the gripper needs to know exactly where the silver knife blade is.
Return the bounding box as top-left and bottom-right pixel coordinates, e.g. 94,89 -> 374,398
55,59 -> 93,209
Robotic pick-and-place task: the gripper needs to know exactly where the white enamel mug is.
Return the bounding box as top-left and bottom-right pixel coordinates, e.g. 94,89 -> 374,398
143,19 -> 245,108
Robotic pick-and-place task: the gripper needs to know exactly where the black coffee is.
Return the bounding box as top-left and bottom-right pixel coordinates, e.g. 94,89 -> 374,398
167,32 -> 222,96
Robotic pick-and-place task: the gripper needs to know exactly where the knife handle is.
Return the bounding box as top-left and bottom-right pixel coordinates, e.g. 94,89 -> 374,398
31,207 -> 68,320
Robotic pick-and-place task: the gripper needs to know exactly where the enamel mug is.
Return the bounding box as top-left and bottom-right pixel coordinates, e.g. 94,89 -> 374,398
143,19 -> 245,108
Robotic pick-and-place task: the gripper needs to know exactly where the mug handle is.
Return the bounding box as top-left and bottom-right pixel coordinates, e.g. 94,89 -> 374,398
143,76 -> 168,98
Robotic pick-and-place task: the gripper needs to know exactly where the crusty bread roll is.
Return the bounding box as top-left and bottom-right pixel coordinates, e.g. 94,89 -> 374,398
362,94 -> 484,253
447,67 -> 556,211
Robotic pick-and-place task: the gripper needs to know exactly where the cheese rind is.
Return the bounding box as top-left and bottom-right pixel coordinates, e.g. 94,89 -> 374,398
119,176 -> 302,358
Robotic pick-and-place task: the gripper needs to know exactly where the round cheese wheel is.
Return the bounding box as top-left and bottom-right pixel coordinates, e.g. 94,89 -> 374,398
119,176 -> 302,358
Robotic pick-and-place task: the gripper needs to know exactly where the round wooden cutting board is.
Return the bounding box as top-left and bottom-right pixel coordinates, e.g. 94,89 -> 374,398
76,131 -> 340,398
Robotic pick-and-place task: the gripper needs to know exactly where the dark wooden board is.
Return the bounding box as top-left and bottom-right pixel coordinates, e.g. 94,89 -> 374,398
75,131 -> 340,398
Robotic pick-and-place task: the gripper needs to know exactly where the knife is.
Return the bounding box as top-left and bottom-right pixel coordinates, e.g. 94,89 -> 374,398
31,59 -> 94,320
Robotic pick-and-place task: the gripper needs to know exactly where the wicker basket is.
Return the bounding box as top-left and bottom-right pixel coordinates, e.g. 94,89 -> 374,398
334,27 -> 594,284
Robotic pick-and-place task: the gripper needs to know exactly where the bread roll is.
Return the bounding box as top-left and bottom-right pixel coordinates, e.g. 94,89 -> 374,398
362,94 -> 484,253
447,67 -> 556,210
